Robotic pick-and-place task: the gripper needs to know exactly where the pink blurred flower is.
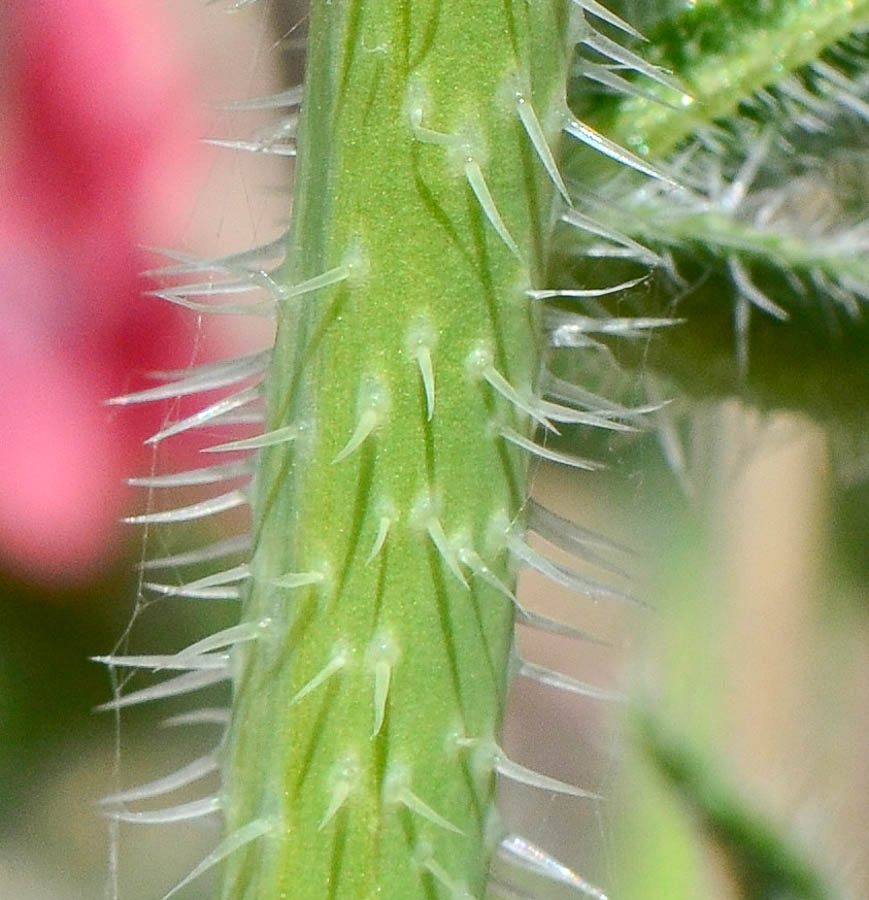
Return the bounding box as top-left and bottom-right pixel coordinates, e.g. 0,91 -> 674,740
0,0 -> 205,586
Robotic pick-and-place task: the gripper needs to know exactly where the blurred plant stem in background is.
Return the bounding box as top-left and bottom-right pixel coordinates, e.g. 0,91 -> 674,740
612,405 -> 869,899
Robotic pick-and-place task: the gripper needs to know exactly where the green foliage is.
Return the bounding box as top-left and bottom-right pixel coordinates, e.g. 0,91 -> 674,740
563,2 -> 869,426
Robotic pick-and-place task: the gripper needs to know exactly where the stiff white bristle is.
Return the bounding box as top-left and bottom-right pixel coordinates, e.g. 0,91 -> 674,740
158,819 -> 273,900
516,659 -> 624,703
148,275 -> 263,300
219,85 -> 303,110
527,274 -> 647,301
490,746 -> 601,800
367,629 -> 399,738
416,345 -> 436,420
143,233 -> 287,278
161,708 -> 230,729
498,834 -> 609,899
428,516 -> 469,588
533,398 -> 638,433
515,607 -> 606,645
319,758 -> 360,831
562,208 -> 659,262
177,620 -> 269,658
498,426 -> 603,471
143,583 -> 241,601
139,535 -> 251,571
124,490 -> 248,526
507,531 -> 635,603
204,137 -> 296,157
468,346 -> 556,432
100,755 -> 218,805
456,545 -> 516,602
547,310 -> 683,348
291,642 -> 350,704
561,314 -> 685,336
94,653 -> 229,671
514,87 -> 571,204
108,351 -> 269,406
150,289 -> 276,316
571,0 -> 644,40
366,514 -> 393,565
384,765 -> 466,836
464,159 -> 522,259
128,461 -> 252,489
581,30 -> 683,94
105,794 -> 223,825
333,409 -> 380,462
145,385 -> 262,444
176,563 -> 251,591
96,669 -> 229,712
543,373 -> 651,420
271,570 -> 326,590
581,62 -> 681,109
147,350 -> 269,384
203,422 -> 302,453
734,292 -> 751,376
645,373 -> 695,498
319,784 -> 352,831
418,848 -> 476,900
527,500 -> 631,570
564,115 -> 678,185
728,255 -> 789,320
273,260 -> 354,300
371,658 -> 391,738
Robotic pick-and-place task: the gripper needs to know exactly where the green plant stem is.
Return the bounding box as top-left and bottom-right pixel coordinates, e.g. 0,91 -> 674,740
220,3 -> 570,897
634,709 -> 836,900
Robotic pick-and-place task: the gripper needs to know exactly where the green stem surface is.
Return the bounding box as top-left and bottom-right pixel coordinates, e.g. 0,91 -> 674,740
221,3 -> 570,897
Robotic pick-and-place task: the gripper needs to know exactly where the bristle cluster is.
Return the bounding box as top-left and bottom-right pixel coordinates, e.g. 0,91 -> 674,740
558,13 -> 869,393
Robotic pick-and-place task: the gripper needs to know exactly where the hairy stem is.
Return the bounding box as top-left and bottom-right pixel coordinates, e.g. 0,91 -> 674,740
594,0 -> 869,157
220,3 -> 570,897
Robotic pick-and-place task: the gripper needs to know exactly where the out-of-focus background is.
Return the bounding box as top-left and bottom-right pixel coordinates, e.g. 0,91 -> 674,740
0,1 -> 287,896
0,2 -> 866,900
